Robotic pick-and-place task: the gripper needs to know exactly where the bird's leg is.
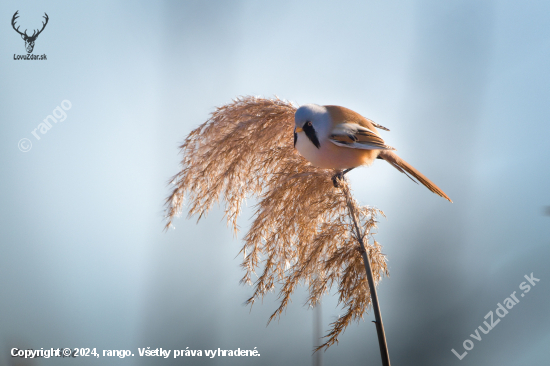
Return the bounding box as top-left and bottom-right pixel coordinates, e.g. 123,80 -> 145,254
332,167 -> 356,188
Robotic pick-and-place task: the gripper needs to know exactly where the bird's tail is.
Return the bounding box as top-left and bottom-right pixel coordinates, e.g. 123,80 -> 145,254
378,150 -> 452,202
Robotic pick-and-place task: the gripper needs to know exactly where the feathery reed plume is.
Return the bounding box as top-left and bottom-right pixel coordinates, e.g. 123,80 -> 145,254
165,96 -> 389,351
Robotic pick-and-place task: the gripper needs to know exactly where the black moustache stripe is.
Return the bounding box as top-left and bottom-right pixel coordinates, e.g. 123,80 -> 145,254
294,132 -> 297,148
304,124 -> 320,149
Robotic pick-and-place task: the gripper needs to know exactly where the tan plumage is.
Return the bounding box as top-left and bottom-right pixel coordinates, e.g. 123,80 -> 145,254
378,150 -> 452,202
294,104 -> 452,202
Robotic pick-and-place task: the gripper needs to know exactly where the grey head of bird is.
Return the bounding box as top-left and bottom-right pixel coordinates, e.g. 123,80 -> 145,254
294,104 -> 331,149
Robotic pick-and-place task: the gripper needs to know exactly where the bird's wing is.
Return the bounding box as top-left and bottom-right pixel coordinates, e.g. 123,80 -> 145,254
366,118 -> 390,131
329,122 -> 395,150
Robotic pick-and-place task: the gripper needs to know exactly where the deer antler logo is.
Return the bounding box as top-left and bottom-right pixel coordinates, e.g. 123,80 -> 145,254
12,11 -> 49,54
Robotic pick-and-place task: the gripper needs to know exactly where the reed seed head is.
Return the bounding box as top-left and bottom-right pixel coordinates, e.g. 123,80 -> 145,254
165,96 -> 389,350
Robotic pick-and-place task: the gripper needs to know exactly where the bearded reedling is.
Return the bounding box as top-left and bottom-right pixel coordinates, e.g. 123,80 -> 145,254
294,104 -> 452,202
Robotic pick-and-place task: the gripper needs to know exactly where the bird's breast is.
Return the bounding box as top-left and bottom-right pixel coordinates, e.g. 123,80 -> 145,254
295,133 -> 378,170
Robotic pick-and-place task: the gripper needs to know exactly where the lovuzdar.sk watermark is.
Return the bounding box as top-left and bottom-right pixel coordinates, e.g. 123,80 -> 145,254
451,272 -> 541,360
11,10 -> 48,60
14,54 -> 47,60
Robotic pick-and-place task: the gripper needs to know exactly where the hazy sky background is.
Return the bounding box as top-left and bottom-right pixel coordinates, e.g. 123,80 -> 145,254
1,1 -> 549,365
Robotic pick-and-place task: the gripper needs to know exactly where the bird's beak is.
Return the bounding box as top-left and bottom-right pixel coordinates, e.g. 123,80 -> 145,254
295,127 -> 303,133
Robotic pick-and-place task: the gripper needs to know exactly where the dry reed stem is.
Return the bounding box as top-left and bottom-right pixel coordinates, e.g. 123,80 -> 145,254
165,96 -> 389,350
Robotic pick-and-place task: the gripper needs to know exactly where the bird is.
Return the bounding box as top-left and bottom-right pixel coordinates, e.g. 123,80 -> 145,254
294,104 -> 452,202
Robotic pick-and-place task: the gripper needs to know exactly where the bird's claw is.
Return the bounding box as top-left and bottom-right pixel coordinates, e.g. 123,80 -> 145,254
332,171 -> 345,188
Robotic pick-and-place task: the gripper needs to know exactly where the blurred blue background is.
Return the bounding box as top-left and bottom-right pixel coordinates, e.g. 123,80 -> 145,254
1,1 -> 549,365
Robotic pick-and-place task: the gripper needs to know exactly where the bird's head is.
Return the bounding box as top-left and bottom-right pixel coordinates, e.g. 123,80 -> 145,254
294,104 -> 330,149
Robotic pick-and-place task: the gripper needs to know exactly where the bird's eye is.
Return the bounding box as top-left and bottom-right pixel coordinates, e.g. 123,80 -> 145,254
307,121 -> 312,127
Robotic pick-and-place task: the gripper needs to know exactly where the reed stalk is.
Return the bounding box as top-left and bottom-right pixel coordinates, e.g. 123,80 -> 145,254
337,176 -> 391,366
